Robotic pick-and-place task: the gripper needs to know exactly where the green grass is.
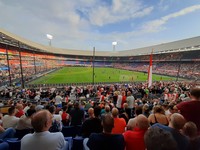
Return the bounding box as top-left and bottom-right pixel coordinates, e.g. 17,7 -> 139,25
29,67 -> 176,84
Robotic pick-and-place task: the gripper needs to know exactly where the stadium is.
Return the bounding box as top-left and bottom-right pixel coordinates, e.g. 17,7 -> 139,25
0,29 -> 200,88
0,1 -> 200,150
0,28 -> 200,150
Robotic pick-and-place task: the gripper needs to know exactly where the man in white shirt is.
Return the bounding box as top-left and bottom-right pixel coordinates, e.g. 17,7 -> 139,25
126,91 -> 135,118
2,106 -> 19,128
21,110 -> 67,150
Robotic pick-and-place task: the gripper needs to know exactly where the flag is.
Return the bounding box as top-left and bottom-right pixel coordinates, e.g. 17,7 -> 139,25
148,52 -> 153,88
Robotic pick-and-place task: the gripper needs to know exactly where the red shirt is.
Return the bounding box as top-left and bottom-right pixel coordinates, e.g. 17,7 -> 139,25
123,128 -> 147,150
177,100 -> 200,134
112,118 -> 126,134
15,110 -> 24,118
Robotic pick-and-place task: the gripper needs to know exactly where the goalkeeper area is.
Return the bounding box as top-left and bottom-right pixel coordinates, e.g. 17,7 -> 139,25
29,67 -> 176,85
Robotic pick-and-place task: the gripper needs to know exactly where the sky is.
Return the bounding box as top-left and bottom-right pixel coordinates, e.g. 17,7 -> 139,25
0,0 -> 200,51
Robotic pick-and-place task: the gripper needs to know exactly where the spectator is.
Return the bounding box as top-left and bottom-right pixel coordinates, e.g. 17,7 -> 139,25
2,106 -> 19,128
126,91 -> 135,118
111,108 -> 126,134
15,104 -> 25,118
16,108 -> 36,130
69,102 -> 85,126
152,113 -> 189,150
148,105 -> 168,126
144,127 -> 178,150
84,114 -> 125,150
21,110 -> 67,150
176,87 -> 200,134
0,126 -> 15,140
182,121 -> 200,150
123,114 -> 150,150
48,105 -> 62,132
81,108 -> 103,138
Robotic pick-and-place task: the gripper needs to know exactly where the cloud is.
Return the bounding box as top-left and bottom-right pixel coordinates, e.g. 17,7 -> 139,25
86,0 -> 153,26
141,4 -> 200,33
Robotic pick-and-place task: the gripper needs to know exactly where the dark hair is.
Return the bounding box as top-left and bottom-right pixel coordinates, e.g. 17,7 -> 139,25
94,106 -> 101,117
8,106 -> 15,115
48,105 -> 56,114
102,114 -> 114,133
144,127 -> 178,150
26,109 -> 36,117
190,88 -> 200,100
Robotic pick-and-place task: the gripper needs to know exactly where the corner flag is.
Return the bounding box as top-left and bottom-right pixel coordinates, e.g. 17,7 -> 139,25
148,52 -> 153,88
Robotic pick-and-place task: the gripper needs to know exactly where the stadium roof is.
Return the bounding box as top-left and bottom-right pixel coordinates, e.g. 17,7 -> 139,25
0,28 -> 200,57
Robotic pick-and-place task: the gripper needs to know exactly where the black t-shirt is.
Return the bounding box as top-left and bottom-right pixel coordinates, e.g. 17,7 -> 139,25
81,117 -> 103,138
87,133 -> 125,150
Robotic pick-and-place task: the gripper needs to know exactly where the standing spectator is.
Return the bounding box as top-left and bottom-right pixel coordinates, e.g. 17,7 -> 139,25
126,91 -> 135,118
69,102 -> 85,126
123,114 -> 149,150
152,113 -> 189,150
81,108 -> 103,138
144,127 -> 178,150
21,110 -> 67,150
111,108 -> 126,134
84,114 -> 125,150
176,88 -> 200,134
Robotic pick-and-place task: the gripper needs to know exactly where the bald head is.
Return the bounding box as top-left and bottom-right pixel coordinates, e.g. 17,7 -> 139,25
88,108 -> 94,118
136,114 -> 150,130
127,118 -> 137,130
112,108 -> 119,118
31,110 -> 52,132
170,113 -> 186,130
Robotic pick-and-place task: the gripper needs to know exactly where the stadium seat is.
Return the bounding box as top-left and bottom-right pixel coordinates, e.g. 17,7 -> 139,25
62,126 -> 77,137
65,137 -> 73,150
72,136 -> 84,150
14,129 -> 33,139
6,139 -> 21,150
0,141 -> 9,150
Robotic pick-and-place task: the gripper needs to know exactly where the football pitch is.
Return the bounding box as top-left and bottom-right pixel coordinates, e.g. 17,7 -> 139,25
29,67 -> 176,84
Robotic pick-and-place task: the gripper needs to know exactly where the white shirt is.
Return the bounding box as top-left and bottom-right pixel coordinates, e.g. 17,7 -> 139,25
2,115 -> 19,128
21,131 -> 67,150
116,95 -> 122,108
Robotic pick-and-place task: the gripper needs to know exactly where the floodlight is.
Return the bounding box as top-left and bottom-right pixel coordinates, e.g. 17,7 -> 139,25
112,41 -> 117,46
46,34 -> 53,40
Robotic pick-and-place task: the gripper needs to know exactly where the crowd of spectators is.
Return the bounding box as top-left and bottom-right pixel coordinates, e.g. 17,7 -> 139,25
0,81 -> 200,150
114,62 -> 200,80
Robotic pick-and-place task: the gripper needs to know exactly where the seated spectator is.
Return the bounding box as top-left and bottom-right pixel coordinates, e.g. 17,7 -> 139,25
81,108 -> 103,138
2,106 -> 19,128
152,113 -> 189,150
15,104 -> 25,118
21,110 -> 67,150
84,114 -> 125,150
144,127 -> 178,150
111,108 -> 126,134
123,114 -> 150,150
148,105 -> 168,126
48,105 -> 62,132
16,109 -> 36,130
0,126 -> 16,140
